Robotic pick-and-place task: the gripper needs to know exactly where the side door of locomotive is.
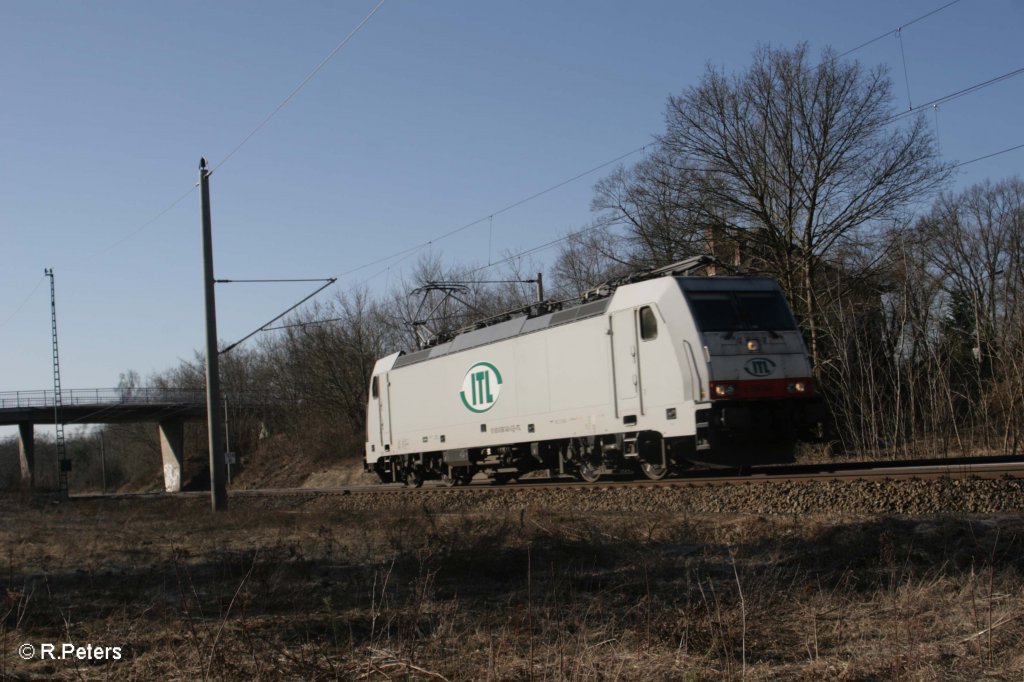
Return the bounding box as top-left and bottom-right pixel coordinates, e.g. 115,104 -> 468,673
372,373 -> 393,450
610,308 -> 643,419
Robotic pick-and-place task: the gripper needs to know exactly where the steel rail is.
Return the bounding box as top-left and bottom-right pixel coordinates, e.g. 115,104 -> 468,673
257,455 -> 1024,495
68,454 -> 1024,501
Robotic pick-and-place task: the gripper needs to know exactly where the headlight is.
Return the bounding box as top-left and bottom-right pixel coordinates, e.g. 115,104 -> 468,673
712,383 -> 736,397
746,339 -> 760,352
788,381 -> 808,394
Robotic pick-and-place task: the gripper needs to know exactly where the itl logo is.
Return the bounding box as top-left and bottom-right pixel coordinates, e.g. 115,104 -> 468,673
460,362 -> 503,413
744,357 -> 776,377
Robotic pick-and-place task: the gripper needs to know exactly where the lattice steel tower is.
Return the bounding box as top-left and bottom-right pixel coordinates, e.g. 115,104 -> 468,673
44,268 -> 69,496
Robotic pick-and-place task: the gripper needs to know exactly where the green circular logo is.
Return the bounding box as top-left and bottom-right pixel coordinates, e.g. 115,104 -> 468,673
460,362 -> 503,413
744,357 -> 776,377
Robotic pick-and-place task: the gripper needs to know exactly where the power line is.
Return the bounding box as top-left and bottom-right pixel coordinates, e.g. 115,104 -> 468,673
264,317 -> 347,332
888,66 -> 1024,122
328,2 -> 971,289
98,185 -> 197,255
461,73 -> 1024,281
280,221 -> 609,328
210,0 -> 386,174
461,74 -> 1024,277
335,144 -> 651,279
93,0 -> 961,276
836,0 -> 963,59
452,214 -> 621,280
955,143 -> 1024,168
337,68 -> 1024,292
149,0 -> 996,333
419,280 -> 540,285
0,276 -> 45,329
91,0 -> 386,256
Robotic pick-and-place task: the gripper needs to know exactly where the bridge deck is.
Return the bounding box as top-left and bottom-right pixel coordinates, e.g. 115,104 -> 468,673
0,388 -> 210,425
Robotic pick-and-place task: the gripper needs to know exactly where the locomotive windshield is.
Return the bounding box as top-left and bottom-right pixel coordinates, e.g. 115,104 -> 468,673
684,290 -> 797,332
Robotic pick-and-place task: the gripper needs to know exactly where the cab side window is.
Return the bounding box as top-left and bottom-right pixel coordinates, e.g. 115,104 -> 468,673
371,376 -> 379,399
639,306 -> 658,340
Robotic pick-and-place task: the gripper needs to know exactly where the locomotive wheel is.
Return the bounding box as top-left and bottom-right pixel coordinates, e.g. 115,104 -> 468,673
639,462 -> 669,480
404,467 -> 424,488
576,461 -> 601,483
441,466 -> 471,487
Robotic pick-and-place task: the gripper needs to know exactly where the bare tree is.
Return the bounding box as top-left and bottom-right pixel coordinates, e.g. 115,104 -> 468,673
549,223 -> 631,300
914,178 -> 1024,452
591,152 -> 720,267
600,43 -> 951,371
275,289 -> 393,440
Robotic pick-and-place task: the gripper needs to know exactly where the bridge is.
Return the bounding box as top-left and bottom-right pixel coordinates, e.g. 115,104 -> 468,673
2,388 -> 230,493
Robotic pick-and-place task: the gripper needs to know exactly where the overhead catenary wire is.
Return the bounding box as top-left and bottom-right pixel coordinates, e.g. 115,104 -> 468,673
342,213 -> 622,294
0,275 -> 46,329
91,0 -> 964,275
464,68 -> 1024,279
341,135 -> 1024,295
835,0 -> 963,60
87,0 -> 961,271
425,123 -> 1006,287
264,249 -> 587,333
264,317 -> 348,332
234,146 -> 658,341
91,0 -> 386,256
418,280 -> 540,285
334,144 -> 652,280
84,0 -> 998,348
210,133 -> 638,349
955,143 -> 1024,168
463,215 -> 623,278
99,185 -> 198,257
273,64 -> 1024,334
887,66 -> 1024,123
325,1 -> 983,291
209,0 -> 386,174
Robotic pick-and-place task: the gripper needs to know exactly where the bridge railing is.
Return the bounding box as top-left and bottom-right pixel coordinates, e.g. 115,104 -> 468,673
0,388 -> 209,409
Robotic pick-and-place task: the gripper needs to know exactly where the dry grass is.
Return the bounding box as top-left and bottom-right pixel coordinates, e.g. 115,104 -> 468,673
1,493 -> 1022,680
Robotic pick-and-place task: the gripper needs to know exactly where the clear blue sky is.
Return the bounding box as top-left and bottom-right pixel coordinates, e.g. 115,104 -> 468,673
2,0 -> 1022,404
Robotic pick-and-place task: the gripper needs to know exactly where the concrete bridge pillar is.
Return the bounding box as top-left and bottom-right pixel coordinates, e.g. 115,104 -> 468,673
158,419 -> 185,492
18,422 -> 34,488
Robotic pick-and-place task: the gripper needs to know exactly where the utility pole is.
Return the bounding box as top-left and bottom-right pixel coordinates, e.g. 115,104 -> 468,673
224,395 -> 231,485
44,268 -> 70,497
534,272 -> 544,304
99,431 -> 107,495
199,158 -> 227,511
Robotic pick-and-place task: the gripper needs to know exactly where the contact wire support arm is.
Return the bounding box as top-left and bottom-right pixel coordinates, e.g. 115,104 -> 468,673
220,278 -> 337,355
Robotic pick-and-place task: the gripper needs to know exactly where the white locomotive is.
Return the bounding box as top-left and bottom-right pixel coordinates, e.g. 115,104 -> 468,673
365,258 -> 826,485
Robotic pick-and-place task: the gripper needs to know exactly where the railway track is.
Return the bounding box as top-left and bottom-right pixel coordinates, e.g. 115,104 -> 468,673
66,454 -> 1024,502
225,454 -> 1024,498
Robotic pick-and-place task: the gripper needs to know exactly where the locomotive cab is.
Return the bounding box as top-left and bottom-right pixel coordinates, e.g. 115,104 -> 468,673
678,277 -> 827,461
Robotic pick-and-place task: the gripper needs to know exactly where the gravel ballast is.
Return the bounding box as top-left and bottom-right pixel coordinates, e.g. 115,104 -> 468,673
270,476 -> 1024,516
